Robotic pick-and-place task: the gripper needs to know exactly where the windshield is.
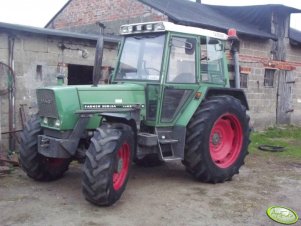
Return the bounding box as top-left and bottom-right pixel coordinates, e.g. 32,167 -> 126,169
115,34 -> 165,81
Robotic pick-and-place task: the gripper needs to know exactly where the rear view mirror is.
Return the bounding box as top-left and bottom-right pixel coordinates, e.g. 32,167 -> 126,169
171,37 -> 196,55
185,38 -> 196,55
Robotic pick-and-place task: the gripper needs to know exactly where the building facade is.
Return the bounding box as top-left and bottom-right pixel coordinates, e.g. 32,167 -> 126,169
46,0 -> 301,129
1,0 -> 301,153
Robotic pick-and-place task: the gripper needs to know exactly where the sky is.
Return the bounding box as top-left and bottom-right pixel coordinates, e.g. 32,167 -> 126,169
0,0 -> 300,30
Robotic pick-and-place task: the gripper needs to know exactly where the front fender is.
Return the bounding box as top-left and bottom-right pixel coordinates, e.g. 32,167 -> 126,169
101,112 -> 139,121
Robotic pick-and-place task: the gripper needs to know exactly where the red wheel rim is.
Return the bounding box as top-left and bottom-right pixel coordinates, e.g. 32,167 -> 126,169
209,114 -> 243,168
113,142 -> 130,191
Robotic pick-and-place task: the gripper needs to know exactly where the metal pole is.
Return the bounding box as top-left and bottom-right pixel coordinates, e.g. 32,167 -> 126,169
0,95 -> 2,143
233,51 -> 240,89
8,37 -> 16,151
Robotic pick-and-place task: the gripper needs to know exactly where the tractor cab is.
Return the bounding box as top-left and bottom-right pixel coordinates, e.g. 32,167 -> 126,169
113,21 -> 229,126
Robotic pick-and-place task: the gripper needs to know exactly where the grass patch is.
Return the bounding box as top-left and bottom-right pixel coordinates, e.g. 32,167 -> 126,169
249,126 -> 301,159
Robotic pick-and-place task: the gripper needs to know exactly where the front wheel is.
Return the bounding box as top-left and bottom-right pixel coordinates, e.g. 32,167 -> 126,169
82,123 -> 134,206
19,116 -> 71,181
183,96 -> 250,183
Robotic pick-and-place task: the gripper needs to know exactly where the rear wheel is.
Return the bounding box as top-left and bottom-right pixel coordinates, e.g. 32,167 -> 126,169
183,96 -> 250,183
82,123 -> 134,206
19,116 -> 71,181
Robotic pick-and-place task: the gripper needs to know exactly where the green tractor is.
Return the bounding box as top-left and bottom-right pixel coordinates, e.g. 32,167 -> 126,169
19,21 -> 250,206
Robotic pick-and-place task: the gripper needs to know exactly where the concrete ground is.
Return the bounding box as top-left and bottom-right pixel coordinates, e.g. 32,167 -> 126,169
0,152 -> 300,226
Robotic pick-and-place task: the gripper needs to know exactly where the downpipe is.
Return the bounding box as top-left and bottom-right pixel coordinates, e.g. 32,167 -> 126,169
233,52 -> 240,89
8,36 -> 16,151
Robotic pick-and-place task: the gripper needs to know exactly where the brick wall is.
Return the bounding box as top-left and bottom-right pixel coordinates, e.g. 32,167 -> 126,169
238,38 -> 275,129
47,0 -> 167,34
237,37 -> 301,129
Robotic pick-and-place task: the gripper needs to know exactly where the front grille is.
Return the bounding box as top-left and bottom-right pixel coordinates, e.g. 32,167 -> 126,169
36,89 -> 58,118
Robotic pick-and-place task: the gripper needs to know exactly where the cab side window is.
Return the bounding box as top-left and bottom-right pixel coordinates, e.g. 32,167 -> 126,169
201,37 -> 225,84
167,37 -> 196,83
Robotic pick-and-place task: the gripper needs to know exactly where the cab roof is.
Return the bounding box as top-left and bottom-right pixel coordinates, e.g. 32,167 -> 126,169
120,21 -> 228,40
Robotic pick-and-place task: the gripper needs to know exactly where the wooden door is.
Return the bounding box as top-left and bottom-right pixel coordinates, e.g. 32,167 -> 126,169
277,71 -> 294,124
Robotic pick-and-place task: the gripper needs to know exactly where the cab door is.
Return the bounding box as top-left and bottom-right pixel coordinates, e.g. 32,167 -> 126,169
158,35 -> 199,125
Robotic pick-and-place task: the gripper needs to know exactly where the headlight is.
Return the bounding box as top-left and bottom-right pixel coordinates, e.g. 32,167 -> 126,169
43,117 -> 48,125
121,26 -> 128,34
146,24 -> 153,31
120,22 -> 166,35
154,22 -> 165,31
54,119 -> 61,128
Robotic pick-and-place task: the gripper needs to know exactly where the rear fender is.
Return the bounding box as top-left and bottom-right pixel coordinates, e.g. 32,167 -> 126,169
205,87 -> 249,110
175,87 -> 249,127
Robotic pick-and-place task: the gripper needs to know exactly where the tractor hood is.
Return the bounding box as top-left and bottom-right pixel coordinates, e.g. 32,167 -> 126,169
36,83 -> 145,130
77,83 -> 145,111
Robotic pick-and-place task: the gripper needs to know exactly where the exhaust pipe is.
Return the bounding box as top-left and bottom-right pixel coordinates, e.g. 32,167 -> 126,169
228,29 -> 240,89
92,23 -> 105,87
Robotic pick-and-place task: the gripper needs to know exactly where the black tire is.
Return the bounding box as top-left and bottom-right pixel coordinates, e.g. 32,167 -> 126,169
183,96 -> 250,183
134,154 -> 164,167
19,116 -> 71,181
82,123 -> 134,206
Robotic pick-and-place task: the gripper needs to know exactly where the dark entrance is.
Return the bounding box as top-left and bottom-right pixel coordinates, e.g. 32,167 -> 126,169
68,64 -> 93,85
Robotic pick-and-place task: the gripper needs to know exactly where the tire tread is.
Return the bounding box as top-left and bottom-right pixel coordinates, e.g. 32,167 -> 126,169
183,95 -> 250,183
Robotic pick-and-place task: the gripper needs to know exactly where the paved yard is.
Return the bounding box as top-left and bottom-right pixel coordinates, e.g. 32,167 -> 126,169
0,152 -> 300,226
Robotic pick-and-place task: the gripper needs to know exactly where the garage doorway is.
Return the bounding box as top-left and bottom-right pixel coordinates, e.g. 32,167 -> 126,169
68,64 -> 93,85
